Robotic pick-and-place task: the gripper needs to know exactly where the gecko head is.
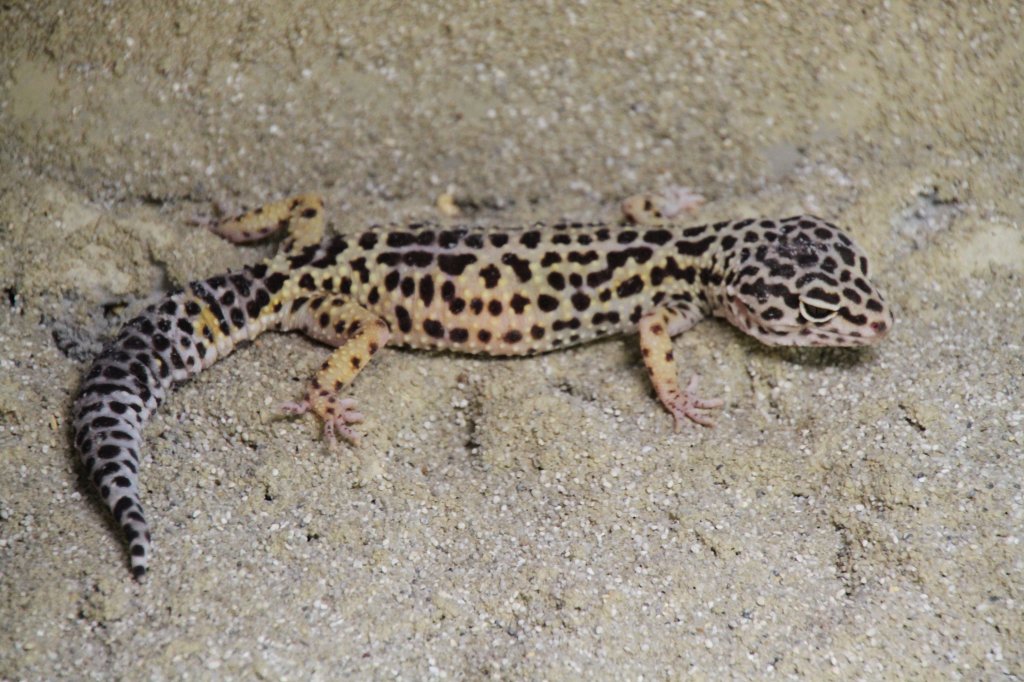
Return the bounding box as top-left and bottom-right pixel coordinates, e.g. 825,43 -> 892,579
716,216 -> 893,347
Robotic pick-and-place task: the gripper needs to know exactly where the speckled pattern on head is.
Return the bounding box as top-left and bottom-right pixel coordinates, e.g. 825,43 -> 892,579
72,193 -> 893,578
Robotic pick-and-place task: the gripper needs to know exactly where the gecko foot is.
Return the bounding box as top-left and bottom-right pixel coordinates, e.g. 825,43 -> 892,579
621,186 -> 705,225
281,396 -> 365,446
660,374 -> 725,430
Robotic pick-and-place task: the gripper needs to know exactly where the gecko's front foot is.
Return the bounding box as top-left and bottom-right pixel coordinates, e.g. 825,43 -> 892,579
281,395 -> 365,446
659,375 -> 724,430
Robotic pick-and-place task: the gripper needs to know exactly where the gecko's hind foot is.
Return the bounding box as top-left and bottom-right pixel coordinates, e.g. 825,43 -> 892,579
281,396 -> 365,446
622,186 -> 705,225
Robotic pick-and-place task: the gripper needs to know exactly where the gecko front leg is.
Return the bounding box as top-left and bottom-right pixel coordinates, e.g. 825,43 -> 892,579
637,307 -> 724,429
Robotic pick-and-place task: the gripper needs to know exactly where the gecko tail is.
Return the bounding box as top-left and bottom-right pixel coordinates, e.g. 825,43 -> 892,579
72,264 -> 277,579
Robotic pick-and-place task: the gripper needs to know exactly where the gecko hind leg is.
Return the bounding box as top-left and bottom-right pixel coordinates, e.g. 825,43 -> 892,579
205,192 -> 326,255
280,296 -> 391,445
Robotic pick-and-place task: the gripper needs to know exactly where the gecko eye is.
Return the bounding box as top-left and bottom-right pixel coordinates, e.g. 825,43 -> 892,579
799,297 -> 839,323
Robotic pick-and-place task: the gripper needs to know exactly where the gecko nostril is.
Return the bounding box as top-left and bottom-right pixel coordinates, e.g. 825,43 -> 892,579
870,320 -> 888,334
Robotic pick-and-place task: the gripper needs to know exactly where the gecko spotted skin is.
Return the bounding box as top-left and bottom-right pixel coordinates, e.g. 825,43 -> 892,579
72,193 -> 893,578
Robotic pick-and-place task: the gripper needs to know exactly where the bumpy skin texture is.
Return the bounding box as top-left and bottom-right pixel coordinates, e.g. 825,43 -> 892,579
72,193 -> 893,579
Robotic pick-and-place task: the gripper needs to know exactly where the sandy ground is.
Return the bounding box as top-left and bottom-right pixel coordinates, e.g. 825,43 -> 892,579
1,2 -> 1022,678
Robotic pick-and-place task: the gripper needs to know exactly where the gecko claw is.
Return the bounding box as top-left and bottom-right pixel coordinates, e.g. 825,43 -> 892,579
280,397 -> 364,445
662,374 -> 725,430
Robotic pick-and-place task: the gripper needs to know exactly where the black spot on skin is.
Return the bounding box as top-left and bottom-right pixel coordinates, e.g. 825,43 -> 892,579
839,309 -> 868,326
552,234 -> 571,245
230,307 -> 246,329
245,261 -> 266,280
112,496 -> 134,522
478,330 -> 492,343
504,330 -> 523,343
395,306 -> 412,333
350,257 -> 371,283
464,234 -> 485,249
368,287 -> 380,304
762,307 -> 783,320
438,229 -> 467,249
449,298 -> 466,314
541,252 -> 562,267
449,328 -> 469,343
552,318 -> 581,331
721,235 -> 737,251
617,231 -> 638,244
103,365 -> 128,380
842,288 -> 863,304
571,292 -> 590,311
567,250 -> 599,265
441,281 -> 456,301
438,253 -> 478,276
359,232 -> 378,250
97,444 -> 121,459
587,270 -> 613,288
480,264 -> 501,288
470,298 -> 484,314
489,233 -> 509,248
569,273 -> 582,288
805,287 -> 841,306
400,277 -> 415,298
311,239 -> 347,269
340,277 -> 353,295
185,300 -> 201,317
520,231 -> 542,248
423,319 -> 445,338
288,244 -> 319,269
419,276 -> 435,306
547,272 -> 566,290
643,229 -> 672,245
386,232 -> 416,248
403,251 -> 434,268
537,294 -> 559,312
488,300 -> 503,316
836,244 -> 857,267
530,325 -> 545,340
298,273 -> 316,290
319,312 -> 330,328
510,294 -> 529,314
376,252 -> 400,267
385,270 -> 400,291
866,299 -> 884,313
501,253 -> 532,282
616,275 -> 644,298
160,300 -> 178,315
676,236 -> 717,257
